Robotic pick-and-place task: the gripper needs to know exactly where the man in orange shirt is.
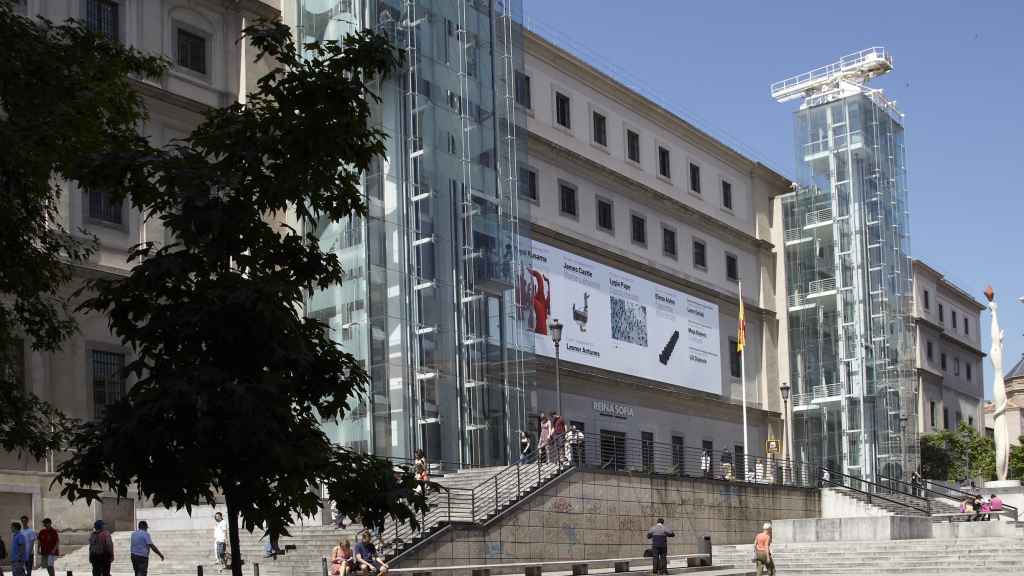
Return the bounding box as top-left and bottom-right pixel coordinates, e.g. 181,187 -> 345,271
754,523 -> 774,576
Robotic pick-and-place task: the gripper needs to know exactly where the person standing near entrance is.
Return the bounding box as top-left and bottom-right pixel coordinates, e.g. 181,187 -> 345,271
129,521 -> 164,576
754,523 -> 775,576
36,519 -> 59,576
213,512 -> 228,569
10,522 -> 28,576
646,518 -> 674,575
18,517 -> 36,576
88,520 -> 114,576
539,413 -> 552,463
551,411 -> 567,466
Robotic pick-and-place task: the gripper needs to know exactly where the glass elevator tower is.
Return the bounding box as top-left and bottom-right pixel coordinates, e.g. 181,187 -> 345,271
773,48 -> 915,481
297,0 -> 533,467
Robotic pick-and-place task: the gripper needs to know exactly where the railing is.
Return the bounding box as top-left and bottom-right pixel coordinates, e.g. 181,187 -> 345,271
824,467 -> 932,515
805,207 -> 834,227
788,292 -> 807,308
808,277 -> 836,294
784,228 -> 802,243
906,476 -> 1020,521
812,382 -> 843,400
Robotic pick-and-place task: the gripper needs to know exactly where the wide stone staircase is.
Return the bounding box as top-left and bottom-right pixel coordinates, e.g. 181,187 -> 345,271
713,537 -> 1024,575
56,461 -> 566,576
830,486 -> 961,518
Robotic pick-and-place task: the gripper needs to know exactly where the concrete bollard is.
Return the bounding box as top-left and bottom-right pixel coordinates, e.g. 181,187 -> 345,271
613,562 -> 629,573
696,535 -> 712,567
254,563 -> 260,576
524,566 -> 542,576
198,566 -> 204,576
571,564 -> 588,575
322,556 -> 329,576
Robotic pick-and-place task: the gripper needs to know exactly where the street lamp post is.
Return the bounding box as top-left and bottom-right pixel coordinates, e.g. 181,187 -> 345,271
549,319 -> 563,417
780,382 -> 790,483
900,415 -> 908,481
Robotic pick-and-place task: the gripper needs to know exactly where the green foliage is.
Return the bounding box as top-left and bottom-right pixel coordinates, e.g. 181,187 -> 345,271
1009,437 -> 1024,480
0,0 -> 165,459
919,422 -> 995,482
52,20 -> 416,576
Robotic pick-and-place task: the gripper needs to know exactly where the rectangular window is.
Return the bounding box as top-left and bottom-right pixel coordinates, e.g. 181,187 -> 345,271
965,319 -> 970,335
85,0 -> 118,41
592,111 -> 607,146
514,72 -> 531,108
662,226 -> 677,259
519,167 -> 537,201
726,253 -> 739,282
658,146 -> 671,179
956,412 -> 962,425
941,352 -> 947,371
926,340 -> 933,361
631,213 -> 646,246
954,357 -> 960,376
600,430 -> 626,471
689,162 -> 701,194
923,289 -> 930,309
943,407 -> 949,429
671,435 -> 685,476
176,27 -> 207,75
92,350 -> 125,419
558,183 -> 577,217
641,431 -> 654,472
555,91 -> 571,129
596,198 -> 614,232
722,180 -> 733,209
729,339 -> 741,378
938,303 -> 944,323
734,444 -> 745,481
626,130 -> 640,163
692,239 -> 707,270
88,189 -> 123,225
930,401 -> 936,427
967,362 -> 972,381
969,416 -> 975,427
952,310 -> 958,330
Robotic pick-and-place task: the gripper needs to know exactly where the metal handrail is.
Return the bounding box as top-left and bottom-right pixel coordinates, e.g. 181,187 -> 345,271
903,476 -> 1020,520
825,468 -> 932,515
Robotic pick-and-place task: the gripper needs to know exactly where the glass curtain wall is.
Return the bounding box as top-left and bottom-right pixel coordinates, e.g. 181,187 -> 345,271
299,0 -> 532,467
784,92 -> 914,481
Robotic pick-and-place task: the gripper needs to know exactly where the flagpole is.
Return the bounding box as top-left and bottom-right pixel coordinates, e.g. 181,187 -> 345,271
739,280 -> 749,480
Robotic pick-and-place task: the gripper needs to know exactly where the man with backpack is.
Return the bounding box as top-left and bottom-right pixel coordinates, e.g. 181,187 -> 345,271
88,520 -> 114,576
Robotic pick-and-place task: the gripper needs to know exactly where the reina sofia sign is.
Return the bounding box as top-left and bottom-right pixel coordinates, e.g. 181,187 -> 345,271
593,400 -> 635,419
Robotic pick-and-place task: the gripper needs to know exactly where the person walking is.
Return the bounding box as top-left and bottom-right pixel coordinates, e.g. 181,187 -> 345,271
10,522 -> 28,576
36,519 -> 59,576
565,424 -> 584,466
519,430 -> 532,464
646,518 -> 674,575
551,411 -> 567,467
129,521 -> 164,576
87,520 -> 114,576
539,413 -> 552,464
213,512 -> 228,570
754,523 -> 774,576
18,517 -> 36,576
1,531 -> 8,576
414,449 -> 429,494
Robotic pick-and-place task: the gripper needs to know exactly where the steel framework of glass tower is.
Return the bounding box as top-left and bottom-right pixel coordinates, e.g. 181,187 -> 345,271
298,0 -> 533,467
774,49 -> 916,481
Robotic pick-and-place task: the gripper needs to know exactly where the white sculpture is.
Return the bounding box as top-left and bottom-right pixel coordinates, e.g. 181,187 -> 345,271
987,286 -> 1009,481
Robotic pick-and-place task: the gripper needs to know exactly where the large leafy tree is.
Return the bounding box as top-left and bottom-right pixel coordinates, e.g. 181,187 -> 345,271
0,1 -> 164,457
920,423 -> 995,482
53,21 -> 423,576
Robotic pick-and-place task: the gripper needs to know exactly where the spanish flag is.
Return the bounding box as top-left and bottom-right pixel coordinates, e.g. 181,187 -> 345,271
737,294 -> 746,353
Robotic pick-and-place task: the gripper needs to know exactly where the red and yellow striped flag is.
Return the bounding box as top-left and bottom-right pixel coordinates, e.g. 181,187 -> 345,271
737,295 -> 746,353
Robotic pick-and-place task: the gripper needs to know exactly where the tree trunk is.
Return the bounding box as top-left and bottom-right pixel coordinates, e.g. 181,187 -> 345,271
225,491 -> 244,576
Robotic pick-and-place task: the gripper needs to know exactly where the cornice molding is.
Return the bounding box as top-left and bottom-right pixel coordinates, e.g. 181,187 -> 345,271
528,135 -> 776,255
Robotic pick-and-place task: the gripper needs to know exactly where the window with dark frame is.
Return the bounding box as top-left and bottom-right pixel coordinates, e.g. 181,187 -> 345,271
631,213 -> 646,246
626,130 -> 640,163
555,91 -> 571,129
692,239 -> 706,269
941,352 -> 947,371
689,162 -> 701,194
641,431 -> 654,472
954,357 -> 960,376
729,339 -> 741,378
726,253 -> 739,282
559,183 -> 577,217
600,430 -> 626,471
88,189 -> 123,225
965,319 -> 969,335
967,362 -> 972,381
514,71 -> 531,108
939,303 -> 944,323
722,180 -> 733,209
519,167 -> 537,201
943,407 -> 949,429
923,289 -> 930,309
930,401 -> 936,427
952,310 -> 958,330
662,226 -> 677,258
85,0 -> 118,41
658,146 -> 671,179
592,111 -> 607,146
92,350 -> 125,419
671,435 -> 685,476
597,198 -> 614,232
176,27 -> 207,75
926,340 -> 933,361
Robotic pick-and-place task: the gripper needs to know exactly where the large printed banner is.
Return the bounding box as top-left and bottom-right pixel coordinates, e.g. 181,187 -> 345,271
519,242 -> 722,395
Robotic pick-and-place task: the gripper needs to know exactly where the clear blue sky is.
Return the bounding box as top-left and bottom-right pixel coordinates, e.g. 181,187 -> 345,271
524,0 -> 1024,400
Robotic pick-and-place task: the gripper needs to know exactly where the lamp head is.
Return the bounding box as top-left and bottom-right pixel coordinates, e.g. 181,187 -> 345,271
779,382 -> 791,401
549,318 -> 563,344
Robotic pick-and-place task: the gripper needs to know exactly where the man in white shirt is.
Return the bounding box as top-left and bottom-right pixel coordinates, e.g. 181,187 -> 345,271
129,521 -> 164,576
214,512 -> 228,569
19,516 -> 37,576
